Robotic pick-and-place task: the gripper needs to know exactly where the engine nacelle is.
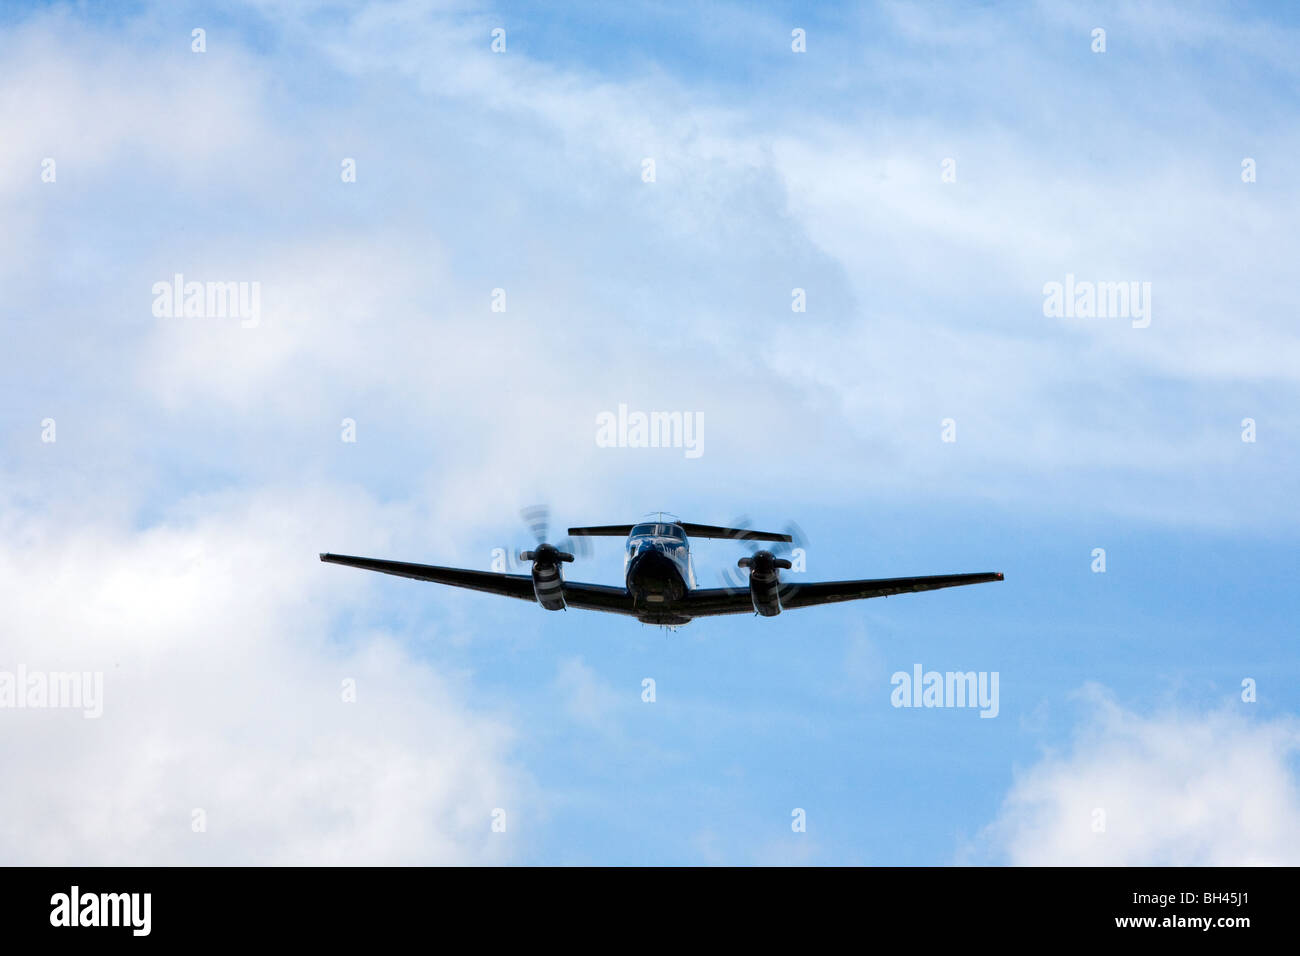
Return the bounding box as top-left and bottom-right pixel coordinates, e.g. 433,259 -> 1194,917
749,573 -> 781,617
519,543 -> 573,611
738,551 -> 792,617
531,563 -> 566,610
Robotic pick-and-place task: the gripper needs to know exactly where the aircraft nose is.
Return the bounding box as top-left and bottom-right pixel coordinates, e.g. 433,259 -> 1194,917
631,548 -> 673,574
629,547 -> 680,587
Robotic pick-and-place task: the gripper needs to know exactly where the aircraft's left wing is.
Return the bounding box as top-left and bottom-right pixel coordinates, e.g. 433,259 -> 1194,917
318,553 -> 638,615
683,572 -> 1003,617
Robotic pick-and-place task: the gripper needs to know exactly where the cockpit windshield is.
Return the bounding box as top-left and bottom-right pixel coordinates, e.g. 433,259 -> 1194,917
631,523 -> 684,539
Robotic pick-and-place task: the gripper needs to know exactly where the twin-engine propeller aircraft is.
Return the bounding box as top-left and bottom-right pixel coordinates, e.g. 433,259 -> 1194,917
320,510 -> 1003,626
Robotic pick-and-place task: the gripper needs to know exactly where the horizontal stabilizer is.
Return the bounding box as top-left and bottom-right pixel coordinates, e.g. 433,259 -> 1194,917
568,522 -> 792,543
679,523 -> 793,543
566,525 -> 636,537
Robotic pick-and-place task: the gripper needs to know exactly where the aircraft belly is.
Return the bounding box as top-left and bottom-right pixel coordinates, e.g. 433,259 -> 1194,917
627,550 -> 690,622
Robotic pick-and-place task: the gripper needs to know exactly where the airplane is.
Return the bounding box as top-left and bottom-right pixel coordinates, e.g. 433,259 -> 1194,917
320,511 -> 1003,626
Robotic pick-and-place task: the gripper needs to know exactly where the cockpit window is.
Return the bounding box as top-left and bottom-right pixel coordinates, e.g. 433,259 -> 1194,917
630,523 -> 684,539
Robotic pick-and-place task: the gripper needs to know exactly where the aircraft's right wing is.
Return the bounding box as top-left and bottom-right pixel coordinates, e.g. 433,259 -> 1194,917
319,553 -> 639,616
683,571 -> 1003,617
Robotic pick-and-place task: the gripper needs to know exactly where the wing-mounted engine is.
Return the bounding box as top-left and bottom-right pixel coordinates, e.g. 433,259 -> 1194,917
737,550 -> 792,617
519,505 -> 588,611
519,542 -> 572,610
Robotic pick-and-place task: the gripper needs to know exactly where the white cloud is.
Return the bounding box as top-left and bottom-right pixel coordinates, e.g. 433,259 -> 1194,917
975,685 -> 1300,865
3,0 -> 1295,535
23,2 -> 1300,529
0,486 -> 531,864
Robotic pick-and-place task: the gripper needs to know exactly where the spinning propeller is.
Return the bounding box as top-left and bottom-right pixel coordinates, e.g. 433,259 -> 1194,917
719,517 -> 808,590
519,505 -> 591,565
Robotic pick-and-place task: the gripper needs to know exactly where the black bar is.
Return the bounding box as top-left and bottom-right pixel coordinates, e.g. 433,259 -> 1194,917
0,866 -> 1281,943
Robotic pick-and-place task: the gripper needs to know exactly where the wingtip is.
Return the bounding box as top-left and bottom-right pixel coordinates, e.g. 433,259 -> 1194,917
319,553 -> 329,562
995,572 -> 1004,581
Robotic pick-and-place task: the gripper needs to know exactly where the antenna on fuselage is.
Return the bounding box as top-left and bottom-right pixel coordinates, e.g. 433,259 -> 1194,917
643,510 -> 681,525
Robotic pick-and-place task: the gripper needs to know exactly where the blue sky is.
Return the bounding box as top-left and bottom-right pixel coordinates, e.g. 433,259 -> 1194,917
0,0 -> 1297,864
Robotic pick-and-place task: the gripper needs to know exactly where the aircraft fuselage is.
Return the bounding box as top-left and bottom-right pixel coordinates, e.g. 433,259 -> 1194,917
623,522 -> 696,624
